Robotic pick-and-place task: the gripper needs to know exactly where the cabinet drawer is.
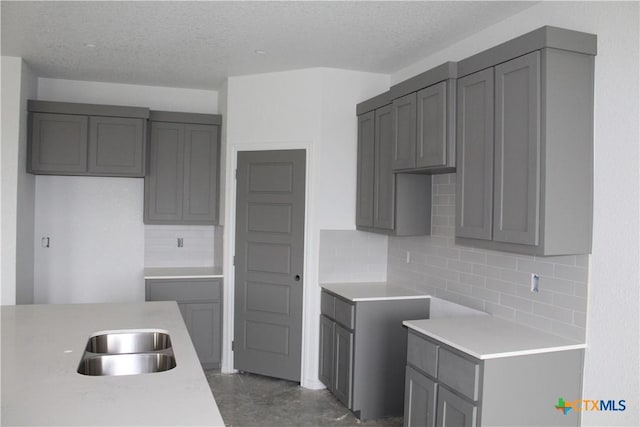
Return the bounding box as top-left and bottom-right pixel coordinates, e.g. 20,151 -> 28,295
321,291 -> 335,318
438,347 -> 481,401
407,332 -> 438,378
334,297 -> 355,330
146,279 -> 221,302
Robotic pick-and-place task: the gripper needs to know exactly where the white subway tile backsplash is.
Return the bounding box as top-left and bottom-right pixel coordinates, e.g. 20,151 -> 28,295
554,264 -> 589,282
144,225 -> 216,268
387,172 -> 589,341
319,230 -> 387,283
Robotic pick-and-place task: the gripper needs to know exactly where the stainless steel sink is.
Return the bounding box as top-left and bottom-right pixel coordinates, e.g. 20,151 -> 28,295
77,330 -> 176,376
77,353 -> 176,376
85,331 -> 172,354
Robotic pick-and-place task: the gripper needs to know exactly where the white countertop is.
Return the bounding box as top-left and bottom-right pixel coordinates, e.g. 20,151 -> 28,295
1,302 -> 224,426
321,282 -> 430,302
144,266 -> 223,279
404,316 -> 586,360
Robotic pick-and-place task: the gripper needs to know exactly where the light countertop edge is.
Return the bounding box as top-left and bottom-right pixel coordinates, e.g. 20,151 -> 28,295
321,282 -> 430,302
144,266 -> 223,279
403,317 -> 586,360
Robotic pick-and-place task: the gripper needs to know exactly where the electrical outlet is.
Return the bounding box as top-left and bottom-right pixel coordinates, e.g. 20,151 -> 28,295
177,237 -> 184,248
531,273 -> 540,293
406,251 -> 411,264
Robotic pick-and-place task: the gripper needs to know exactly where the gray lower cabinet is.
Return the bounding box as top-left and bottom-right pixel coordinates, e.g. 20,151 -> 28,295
455,29 -> 596,255
404,330 -> 584,427
356,93 -> 431,236
27,100 -> 148,177
144,111 -> 221,225
319,290 -> 430,420
146,278 -> 222,369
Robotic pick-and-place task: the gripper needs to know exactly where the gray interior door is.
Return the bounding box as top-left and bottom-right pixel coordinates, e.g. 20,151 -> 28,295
234,149 -> 306,382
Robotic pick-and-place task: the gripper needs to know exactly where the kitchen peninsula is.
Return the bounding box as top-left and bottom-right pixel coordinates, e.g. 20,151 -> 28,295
1,301 -> 224,426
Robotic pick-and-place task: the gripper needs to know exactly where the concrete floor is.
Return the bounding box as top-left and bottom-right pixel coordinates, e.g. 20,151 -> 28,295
205,370 -> 403,427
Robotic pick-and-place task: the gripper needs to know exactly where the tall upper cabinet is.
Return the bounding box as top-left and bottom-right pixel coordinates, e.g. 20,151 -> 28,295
390,62 -> 457,173
144,111 -> 221,225
28,100 -> 148,177
455,26 -> 597,255
356,93 -> 431,236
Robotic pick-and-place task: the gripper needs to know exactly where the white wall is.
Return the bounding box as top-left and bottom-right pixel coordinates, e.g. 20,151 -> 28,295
33,78 -> 220,304
34,176 -> 145,303
391,3 -> 639,425
1,56 -> 23,305
15,60 -> 38,304
223,68 -> 389,387
38,78 -> 218,113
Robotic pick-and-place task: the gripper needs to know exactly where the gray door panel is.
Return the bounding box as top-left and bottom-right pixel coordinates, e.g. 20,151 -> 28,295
455,68 -> 494,240
234,150 -> 306,382
88,116 -> 145,176
417,81 -> 447,168
318,315 -> 334,388
436,387 -> 478,427
31,113 -> 88,173
493,51 -> 541,246
373,104 -> 395,230
356,112 -> 375,227
333,323 -> 354,408
146,122 -> 185,222
404,366 -> 438,427
392,93 -> 417,170
183,124 -> 219,223
179,302 -> 222,369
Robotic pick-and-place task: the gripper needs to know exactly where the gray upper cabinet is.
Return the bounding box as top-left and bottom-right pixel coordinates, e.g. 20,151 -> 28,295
493,52 -> 540,246
455,26 -> 596,256
30,113 -> 88,174
455,68 -> 494,241
391,93 -> 417,170
88,116 -> 145,176
373,104 -> 394,230
417,81 -> 455,169
27,100 -> 148,177
356,93 -> 431,236
355,111 -> 375,228
144,111 -> 221,225
390,62 -> 457,173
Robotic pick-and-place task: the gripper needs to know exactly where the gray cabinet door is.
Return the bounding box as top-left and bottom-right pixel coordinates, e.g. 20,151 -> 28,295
30,113 -> 88,173
356,111 -> 375,228
493,51 -> 541,246
373,104 -> 395,230
145,122 -> 185,222
455,68 -> 494,240
183,124 -> 219,223
392,93 -> 417,170
404,366 -> 438,427
435,386 -> 478,427
179,302 -> 222,369
318,315 -> 334,389
417,81 -> 448,169
333,323 -> 354,408
88,116 -> 145,176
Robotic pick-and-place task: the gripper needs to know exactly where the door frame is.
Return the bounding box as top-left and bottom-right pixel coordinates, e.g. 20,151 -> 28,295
222,140 -> 323,389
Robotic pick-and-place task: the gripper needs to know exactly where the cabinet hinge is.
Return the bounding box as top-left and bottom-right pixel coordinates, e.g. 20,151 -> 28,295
232,340 -> 235,351
233,255 -> 235,266
235,169 -> 238,180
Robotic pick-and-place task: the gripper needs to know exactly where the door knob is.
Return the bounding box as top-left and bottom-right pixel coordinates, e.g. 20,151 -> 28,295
294,275 -> 301,281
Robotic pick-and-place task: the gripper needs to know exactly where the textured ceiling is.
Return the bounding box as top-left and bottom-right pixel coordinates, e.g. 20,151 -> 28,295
1,1 -> 536,90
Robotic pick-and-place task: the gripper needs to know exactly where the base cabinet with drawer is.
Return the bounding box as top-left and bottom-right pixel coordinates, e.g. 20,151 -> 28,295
319,289 -> 429,420
146,278 -> 222,369
404,330 -> 584,427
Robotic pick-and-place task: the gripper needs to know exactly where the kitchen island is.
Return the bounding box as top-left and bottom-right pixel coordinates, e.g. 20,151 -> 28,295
1,301 -> 224,426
